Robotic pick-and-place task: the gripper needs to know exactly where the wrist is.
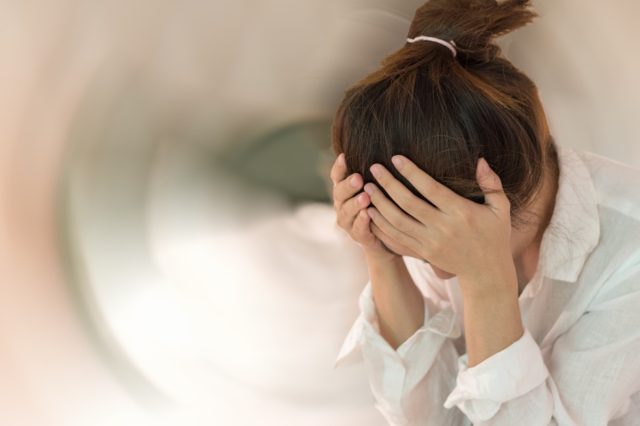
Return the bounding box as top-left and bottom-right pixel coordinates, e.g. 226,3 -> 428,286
363,249 -> 402,266
461,283 -> 517,308
458,264 -> 518,301
364,253 -> 407,278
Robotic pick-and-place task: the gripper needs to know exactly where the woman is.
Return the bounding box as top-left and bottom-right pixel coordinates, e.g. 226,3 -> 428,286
329,0 -> 640,424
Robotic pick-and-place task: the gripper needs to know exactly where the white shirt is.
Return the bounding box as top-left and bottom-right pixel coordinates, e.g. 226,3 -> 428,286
334,145 -> 640,425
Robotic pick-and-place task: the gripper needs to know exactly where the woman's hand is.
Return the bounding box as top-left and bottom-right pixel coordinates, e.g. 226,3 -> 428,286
330,153 -> 423,263
364,155 -> 515,289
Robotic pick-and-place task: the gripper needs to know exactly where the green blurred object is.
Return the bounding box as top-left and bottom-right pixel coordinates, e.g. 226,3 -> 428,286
215,119 -> 335,205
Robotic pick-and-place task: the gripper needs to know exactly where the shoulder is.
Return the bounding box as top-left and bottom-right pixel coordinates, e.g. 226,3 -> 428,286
574,148 -> 640,294
581,147 -> 640,234
577,148 -> 640,222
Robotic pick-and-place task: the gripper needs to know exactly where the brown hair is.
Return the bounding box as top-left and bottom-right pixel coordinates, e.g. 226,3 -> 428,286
330,0 -> 559,231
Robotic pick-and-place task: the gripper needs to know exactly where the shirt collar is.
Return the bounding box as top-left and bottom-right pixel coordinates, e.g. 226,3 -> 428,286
538,144 -> 601,282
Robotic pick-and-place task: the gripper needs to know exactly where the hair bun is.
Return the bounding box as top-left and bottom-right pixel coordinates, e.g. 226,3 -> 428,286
407,0 -> 537,63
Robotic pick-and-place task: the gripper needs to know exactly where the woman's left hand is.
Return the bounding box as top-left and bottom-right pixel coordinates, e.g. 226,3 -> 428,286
364,155 -> 516,292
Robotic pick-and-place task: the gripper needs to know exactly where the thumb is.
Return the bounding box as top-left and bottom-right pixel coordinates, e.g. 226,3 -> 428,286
476,157 -> 508,210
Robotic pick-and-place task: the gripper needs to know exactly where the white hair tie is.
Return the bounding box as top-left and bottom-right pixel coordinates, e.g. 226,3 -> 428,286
406,36 -> 457,58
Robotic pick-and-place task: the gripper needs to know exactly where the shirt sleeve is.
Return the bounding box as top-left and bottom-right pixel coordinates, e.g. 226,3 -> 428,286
442,326 -> 555,424
336,259 -> 640,425
334,257 -> 470,425
443,261 -> 640,425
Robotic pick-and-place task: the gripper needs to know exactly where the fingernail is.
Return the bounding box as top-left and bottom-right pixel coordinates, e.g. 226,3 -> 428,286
358,193 -> 367,205
370,164 -> 382,178
339,153 -> 346,166
350,175 -> 360,188
364,184 -> 375,195
391,155 -> 404,169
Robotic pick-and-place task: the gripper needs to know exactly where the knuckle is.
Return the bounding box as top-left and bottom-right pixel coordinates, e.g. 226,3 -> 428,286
389,214 -> 409,233
397,193 -> 416,213
348,173 -> 361,190
339,177 -> 355,196
401,223 -> 416,236
344,197 -> 358,217
403,169 -> 414,183
407,168 -> 422,185
394,232 -> 409,247
461,209 -> 476,226
405,161 -> 417,173
377,174 -> 389,188
415,204 -> 430,219
428,180 -> 442,197
333,184 -> 346,204
385,209 -> 406,226
395,188 -> 409,204
342,175 -> 354,193
379,218 -> 394,234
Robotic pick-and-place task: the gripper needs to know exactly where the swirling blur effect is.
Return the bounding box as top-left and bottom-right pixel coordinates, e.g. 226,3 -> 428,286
0,0 -> 639,425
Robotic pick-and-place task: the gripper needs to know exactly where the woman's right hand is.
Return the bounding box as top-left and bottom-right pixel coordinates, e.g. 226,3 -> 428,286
330,153 -> 419,263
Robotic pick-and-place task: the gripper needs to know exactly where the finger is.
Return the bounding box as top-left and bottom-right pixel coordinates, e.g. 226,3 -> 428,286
339,192 -> 370,229
352,209 -> 376,245
476,157 -> 509,211
330,153 -> 347,186
364,182 -> 422,237
366,206 -> 421,253
370,222 -> 425,259
369,163 -> 437,224
370,222 -> 404,256
333,173 -> 363,209
390,155 -> 465,214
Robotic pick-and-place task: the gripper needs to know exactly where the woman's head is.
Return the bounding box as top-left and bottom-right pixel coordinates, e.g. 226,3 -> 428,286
331,0 -> 559,233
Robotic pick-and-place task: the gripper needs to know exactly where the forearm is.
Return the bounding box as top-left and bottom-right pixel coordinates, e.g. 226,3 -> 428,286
459,266 -> 524,368
366,254 -> 424,350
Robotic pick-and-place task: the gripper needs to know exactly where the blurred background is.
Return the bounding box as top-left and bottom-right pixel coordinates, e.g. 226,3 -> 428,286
1,0 -> 639,425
